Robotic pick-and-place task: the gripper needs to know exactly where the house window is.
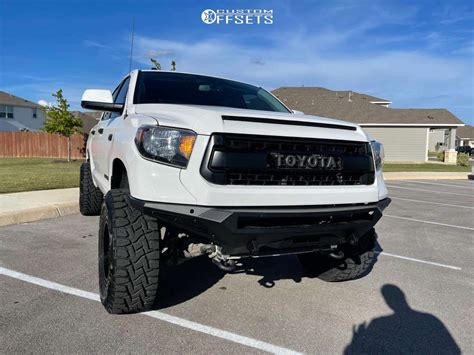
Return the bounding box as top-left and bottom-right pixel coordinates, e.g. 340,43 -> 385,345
33,108 -> 37,118
0,105 -> 14,119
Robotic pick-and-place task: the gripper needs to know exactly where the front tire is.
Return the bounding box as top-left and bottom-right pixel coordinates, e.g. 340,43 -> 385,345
99,189 -> 161,314
79,162 -> 103,216
298,229 -> 378,282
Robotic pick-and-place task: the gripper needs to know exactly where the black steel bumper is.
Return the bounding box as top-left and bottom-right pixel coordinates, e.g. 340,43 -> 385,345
129,196 -> 391,256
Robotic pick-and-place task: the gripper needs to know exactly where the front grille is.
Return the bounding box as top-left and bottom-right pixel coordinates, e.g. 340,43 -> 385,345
200,134 -> 375,186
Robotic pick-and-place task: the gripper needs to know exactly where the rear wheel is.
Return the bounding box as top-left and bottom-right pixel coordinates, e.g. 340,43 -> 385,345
298,229 -> 378,282
99,189 -> 161,314
79,162 -> 103,216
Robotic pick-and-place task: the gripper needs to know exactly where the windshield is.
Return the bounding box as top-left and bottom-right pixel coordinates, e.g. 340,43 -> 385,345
134,72 -> 290,113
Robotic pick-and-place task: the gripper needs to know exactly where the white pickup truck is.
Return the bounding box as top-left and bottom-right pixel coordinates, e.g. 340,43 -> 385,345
80,70 -> 390,314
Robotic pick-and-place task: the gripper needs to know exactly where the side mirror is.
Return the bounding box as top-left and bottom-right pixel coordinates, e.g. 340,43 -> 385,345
292,110 -> 304,115
81,89 -> 123,113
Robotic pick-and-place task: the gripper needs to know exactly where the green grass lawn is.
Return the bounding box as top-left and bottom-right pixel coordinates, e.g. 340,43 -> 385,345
0,158 -> 83,194
384,163 -> 471,172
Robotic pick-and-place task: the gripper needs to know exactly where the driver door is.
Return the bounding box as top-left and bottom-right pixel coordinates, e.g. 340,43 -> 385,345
89,77 -> 130,190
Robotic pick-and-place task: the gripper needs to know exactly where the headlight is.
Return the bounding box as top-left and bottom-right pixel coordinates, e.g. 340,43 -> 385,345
370,140 -> 384,171
135,126 -> 196,168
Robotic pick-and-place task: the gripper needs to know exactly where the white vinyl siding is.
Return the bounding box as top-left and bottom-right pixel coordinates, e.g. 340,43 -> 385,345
428,129 -> 446,151
363,127 -> 428,162
0,105 -> 45,131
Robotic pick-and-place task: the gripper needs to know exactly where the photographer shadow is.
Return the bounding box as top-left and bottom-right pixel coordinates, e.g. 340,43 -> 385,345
344,284 -> 461,354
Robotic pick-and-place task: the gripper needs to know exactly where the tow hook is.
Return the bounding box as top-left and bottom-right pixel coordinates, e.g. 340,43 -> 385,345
328,250 -> 345,260
205,245 -> 236,272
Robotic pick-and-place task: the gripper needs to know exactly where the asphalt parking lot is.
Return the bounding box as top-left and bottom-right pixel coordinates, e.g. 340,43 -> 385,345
1,179 -> 473,354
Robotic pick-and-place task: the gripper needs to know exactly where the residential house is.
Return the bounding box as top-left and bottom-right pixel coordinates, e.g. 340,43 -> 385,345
272,87 -> 464,163
0,91 -> 46,131
72,111 -> 101,134
456,125 -> 474,148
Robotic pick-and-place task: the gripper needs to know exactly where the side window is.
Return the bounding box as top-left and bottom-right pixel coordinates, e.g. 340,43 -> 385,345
102,77 -> 130,121
110,77 -> 130,119
115,77 -> 130,105
0,105 -> 14,119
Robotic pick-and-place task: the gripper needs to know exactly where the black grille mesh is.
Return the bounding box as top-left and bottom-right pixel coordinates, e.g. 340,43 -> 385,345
227,171 -> 365,186
202,134 -> 375,186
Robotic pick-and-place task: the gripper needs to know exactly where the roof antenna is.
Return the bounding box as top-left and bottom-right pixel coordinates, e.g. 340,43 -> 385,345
128,16 -> 135,73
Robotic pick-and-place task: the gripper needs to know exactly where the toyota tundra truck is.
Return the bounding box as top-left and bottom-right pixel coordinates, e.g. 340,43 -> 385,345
80,70 -> 390,314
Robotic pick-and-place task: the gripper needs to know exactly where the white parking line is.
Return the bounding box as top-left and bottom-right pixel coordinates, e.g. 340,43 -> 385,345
386,185 -> 474,197
400,180 -> 474,190
376,252 -> 462,271
0,267 -> 301,355
390,196 -> 474,209
384,214 -> 474,231
443,181 -> 474,187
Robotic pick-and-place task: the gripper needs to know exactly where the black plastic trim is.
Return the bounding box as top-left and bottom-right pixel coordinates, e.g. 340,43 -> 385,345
222,115 -> 357,131
81,101 -> 124,113
129,195 -> 391,256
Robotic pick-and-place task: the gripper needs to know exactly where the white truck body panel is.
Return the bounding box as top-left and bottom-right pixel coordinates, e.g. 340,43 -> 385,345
85,70 -> 388,207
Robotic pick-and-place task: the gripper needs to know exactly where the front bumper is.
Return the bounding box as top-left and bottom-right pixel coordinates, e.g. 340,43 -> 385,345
130,197 -> 391,256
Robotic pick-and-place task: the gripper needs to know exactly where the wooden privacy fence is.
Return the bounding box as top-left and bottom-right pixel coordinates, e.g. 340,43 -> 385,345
0,131 -> 86,159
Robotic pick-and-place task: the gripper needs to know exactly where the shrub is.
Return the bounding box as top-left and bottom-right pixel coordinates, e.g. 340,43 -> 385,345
436,151 -> 445,162
457,153 -> 470,167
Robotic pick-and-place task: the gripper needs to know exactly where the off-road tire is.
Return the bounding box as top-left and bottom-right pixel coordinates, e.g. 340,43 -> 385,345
79,162 -> 103,216
99,189 -> 161,314
298,229 -> 378,282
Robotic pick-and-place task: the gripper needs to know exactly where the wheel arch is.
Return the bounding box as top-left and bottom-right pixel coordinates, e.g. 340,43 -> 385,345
111,158 -> 129,189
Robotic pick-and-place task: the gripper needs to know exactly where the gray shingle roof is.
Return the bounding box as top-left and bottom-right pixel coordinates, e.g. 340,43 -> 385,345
272,87 -> 463,126
0,91 -> 42,109
72,111 -> 101,133
456,125 -> 474,139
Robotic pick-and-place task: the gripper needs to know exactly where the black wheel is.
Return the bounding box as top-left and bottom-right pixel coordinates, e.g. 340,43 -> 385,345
79,162 -> 103,216
298,229 -> 378,282
99,189 -> 161,314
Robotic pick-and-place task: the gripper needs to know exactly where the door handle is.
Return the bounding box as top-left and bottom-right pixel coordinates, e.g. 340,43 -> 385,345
98,128 -> 104,134
91,130 -> 95,135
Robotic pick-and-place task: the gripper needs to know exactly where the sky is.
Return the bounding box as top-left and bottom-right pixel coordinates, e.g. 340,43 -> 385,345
0,0 -> 473,123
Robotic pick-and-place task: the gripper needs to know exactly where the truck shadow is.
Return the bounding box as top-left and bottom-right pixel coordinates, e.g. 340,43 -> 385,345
232,255 -> 305,288
155,243 -> 382,308
233,241 -> 383,288
155,256 -> 225,309
154,255 -> 303,309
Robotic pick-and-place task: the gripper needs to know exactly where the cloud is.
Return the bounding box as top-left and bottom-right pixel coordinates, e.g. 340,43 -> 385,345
147,49 -> 173,58
5,1 -> 472,120
83,40 -> 110,50
131,31 -> 472,121
250,58 -> 266,65
83,39 -> 123,60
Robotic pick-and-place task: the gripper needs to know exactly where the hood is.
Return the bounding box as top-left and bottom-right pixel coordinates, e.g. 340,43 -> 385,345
131,104 -> 369,142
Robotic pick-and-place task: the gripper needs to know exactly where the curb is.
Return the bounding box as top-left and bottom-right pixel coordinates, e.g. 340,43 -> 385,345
0,202 -> 79,227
